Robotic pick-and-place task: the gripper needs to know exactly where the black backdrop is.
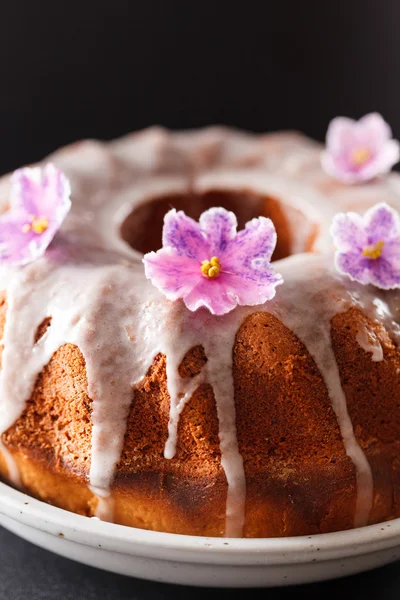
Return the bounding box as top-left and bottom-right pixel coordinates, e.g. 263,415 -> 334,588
0,0 -> 399,174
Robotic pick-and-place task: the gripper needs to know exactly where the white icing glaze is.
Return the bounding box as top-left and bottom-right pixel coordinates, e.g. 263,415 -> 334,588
356,326 -> 384,362
1,127 -> 400,535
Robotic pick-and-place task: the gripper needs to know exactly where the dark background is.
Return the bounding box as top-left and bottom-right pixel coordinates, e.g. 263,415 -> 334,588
1,526 -> 400,600
2,0 -> 400,597
1,0 -> 399,174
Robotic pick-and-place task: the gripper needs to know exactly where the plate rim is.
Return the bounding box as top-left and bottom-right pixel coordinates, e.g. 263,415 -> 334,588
1,481 -> 400,565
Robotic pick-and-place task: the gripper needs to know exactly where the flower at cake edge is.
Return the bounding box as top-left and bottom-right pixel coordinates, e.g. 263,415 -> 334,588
321,113 -> 400,184
143,207 -> 283,315
0,164 -> 71,266
331,202 -> 400,289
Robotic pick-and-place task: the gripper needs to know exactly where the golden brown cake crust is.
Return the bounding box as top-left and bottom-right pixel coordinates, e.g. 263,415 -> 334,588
2,296 -> 400,537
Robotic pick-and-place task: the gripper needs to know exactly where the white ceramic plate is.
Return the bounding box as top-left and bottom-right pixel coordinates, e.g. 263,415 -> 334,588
0,482 -> 399,587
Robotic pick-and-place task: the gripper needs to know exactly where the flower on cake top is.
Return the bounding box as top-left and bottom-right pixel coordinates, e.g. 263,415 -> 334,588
0,164 -> 71,266
331,202 -> 400,289
143,207 -> 283,315
321,113 -> 400,184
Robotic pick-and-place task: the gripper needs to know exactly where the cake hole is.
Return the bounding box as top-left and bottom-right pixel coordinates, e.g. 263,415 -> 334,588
35,316 -> 52,343
121,189 -> 316,260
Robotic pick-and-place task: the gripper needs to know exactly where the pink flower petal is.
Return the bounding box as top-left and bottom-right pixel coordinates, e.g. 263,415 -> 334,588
143,247 -> 201,301
326,117 -> 357,155
335,251 -> 372,286
368,257 -> 400,290
183,276 -> 238,315
221,216 -> 277,270
0,213 -> 47,266
364,202 -> 400,242
226,263 -> 283,306
183,267 -> 282,315
332,202 -> 400,289
0,164 -> 71,267
162,209 -> 210,260
382,238 -> 400,272
330,211 -> 365,252
358,113 -> 392,150
11,164 -> 71,222
357,139 -> 400,181
199,207 -> 237,254
11,167 -> 43,215
322,113 -> 399,183
320,151 -> 360,184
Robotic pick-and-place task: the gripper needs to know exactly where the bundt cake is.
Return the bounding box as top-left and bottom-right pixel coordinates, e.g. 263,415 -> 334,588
1,125 -> 400,538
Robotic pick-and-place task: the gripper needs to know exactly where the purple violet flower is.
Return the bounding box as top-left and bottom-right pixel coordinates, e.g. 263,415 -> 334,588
0,164 -> 71,266
143,207 -> 283,315
321,113 -> 400,184
331,202 -> 400,289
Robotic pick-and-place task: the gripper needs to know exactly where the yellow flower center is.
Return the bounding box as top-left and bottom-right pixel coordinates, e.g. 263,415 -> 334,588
22,216 -> 49,235
200,256 -> 221,278
351,147 -> 372,166
362,240 -> 385,259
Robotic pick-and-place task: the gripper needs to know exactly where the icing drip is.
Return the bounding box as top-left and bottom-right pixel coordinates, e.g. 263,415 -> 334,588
93,492 -> 115,522
160,307 -> 247,537
201,332 -> 246,538
356,325 -> 384,362
162,310 -> 247,537
164,373 -> 204,461
271,255 -> 377,527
